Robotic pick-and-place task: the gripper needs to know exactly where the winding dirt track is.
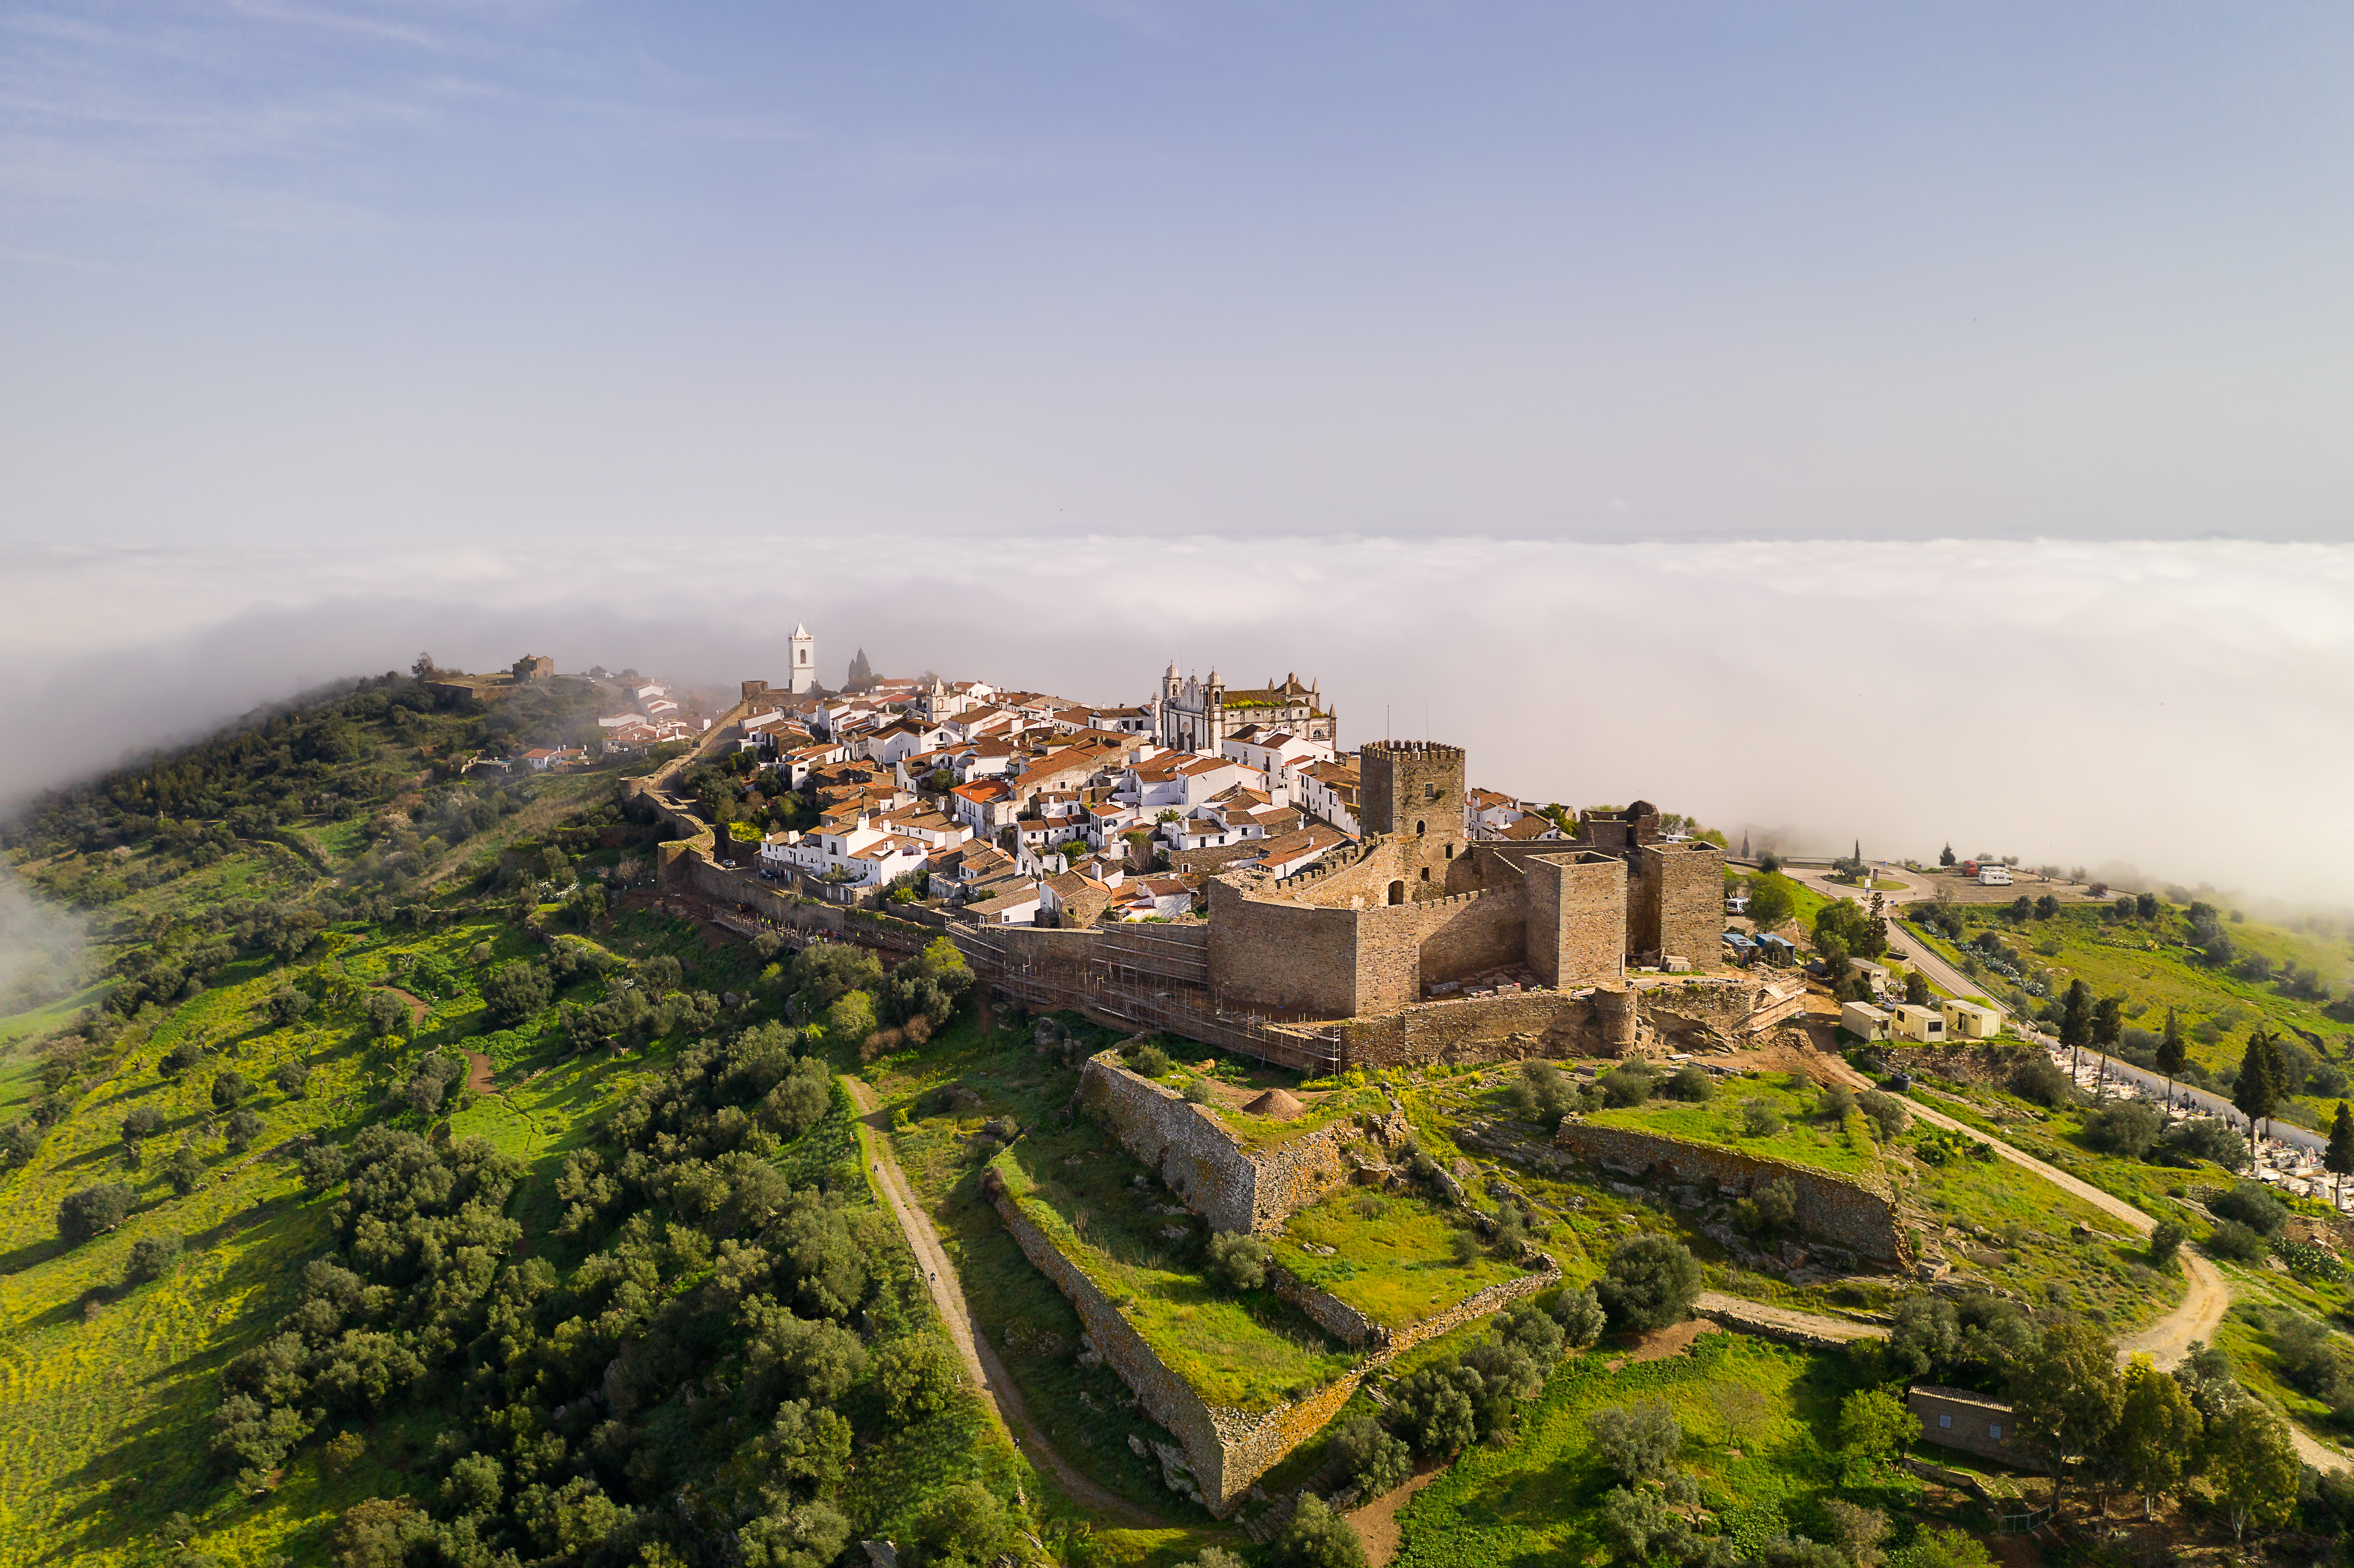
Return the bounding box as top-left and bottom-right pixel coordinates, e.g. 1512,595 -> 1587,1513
840,1076 -> 1166,1527
1809,1052 -> 2348,1471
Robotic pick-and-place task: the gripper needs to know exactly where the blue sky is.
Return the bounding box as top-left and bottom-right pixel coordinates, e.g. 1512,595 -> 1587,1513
6,1 -> 2353,544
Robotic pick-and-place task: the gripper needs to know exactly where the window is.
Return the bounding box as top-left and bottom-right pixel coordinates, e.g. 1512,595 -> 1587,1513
1988,1423 -> 2003,1440
1416,820 -> 1426,836
1420,867 -> 1431,882
1445,843 -> 1455,859
1939,1415 -> 1951,1429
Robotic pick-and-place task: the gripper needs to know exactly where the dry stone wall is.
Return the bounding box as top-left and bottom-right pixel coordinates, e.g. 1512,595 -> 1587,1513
1551,1120 -> 1906,1265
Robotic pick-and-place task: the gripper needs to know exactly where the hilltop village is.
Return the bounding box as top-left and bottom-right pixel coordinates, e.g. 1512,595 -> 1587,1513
623,634 -> 1801,1076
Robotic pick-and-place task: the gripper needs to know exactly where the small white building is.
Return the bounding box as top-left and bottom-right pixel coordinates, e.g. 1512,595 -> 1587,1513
1890,1003 -> 1947,1043
1841,1002 -> 1892,1042
1941,999 -> 2003,1039
1977,865 -> 2012,887
1850,959 -> 1893,1000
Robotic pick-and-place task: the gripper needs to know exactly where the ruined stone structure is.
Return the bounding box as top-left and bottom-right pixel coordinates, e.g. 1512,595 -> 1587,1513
997,1050 -> 1559,1515
1077,1051 -> 1412,1233
987,1184 -> 1551,1515
1550,1120 -> 1908,1265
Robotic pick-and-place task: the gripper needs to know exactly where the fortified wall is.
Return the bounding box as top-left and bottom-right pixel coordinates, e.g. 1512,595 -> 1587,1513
1077,1051 -> 1413,1233
1551,1120 -> 1908,1266
1204,744 -> 1725,1026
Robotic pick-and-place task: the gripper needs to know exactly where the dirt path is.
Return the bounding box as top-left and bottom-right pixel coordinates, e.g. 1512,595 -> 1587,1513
1693,1292 -> 1883,1345
840,1076 -> 1166,1528
463,1050 -> 494,1095
380,985 -> 429,1024
1346,1460 -> 1451,1568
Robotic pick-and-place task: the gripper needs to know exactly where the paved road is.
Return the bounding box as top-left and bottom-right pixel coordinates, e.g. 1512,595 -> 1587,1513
841,1076 -> 1166,1528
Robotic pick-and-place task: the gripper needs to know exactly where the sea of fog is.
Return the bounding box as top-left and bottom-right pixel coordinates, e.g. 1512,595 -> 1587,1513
3,534 -> 2350,907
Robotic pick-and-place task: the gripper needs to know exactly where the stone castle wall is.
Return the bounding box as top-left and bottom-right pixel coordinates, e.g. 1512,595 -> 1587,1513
1551,1120 -> 1906,1265
1206,881 -> 1367,1018
1078,1052 -> 1407,1232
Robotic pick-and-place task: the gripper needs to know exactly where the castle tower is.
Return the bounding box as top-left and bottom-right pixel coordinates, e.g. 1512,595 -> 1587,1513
788,623 -> 816,694
1359,741 -> 1467,894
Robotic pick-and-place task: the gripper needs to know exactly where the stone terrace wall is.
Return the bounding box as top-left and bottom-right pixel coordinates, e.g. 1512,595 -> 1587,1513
987,1189 -> 1239,1509
991,1148 -> 1560,1514
1552,1121 -> 1906,1265
1079,1052 -> 1407,1232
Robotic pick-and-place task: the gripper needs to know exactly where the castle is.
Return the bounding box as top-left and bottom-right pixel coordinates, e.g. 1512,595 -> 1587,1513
1204,742 -> 1725,1022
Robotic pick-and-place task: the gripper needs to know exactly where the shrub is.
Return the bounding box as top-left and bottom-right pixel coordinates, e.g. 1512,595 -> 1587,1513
1662,1065 -> 1714,1102
162,1140 -> 205,1195
1182,1076 -> 1211,1104
1588,1400 -> 1682,1482
1130,1043 -> 1172,1077
1549,1284 -> 1607,1349
2150,1220 -> 2187,1268
124,1233 -> 181,1285
210,1070 -> 250,1110
1598,1064 -> 1656,1108
321,1430 -> 366,1474
266,985 -> 312,1025
873,1338 -> 959,1423
2159,1117 -> 2248,1170
1207,1231 -> 1274,1291
1277,1493 -> 1366,1568
1597,1234 -> 1698,1332
2010,1055 -> 2073,1107
2081,1099 -> 2165,1160
224,1108 -> 265,1152
1734,1176 -> 1798,1235
273,1060 -> 312,1098
1818,1083 -> 1856,1120
478,960 -> 551,1025
1513,1061 -> 1579,1126
1889,1525 -> 1993,1568
363,990 -> 409,1038
1856,1089 -> 1910,1141
905,1481 -> 1017,1568
1739,1099 -> 1783,1138
2206,1220 -> 2267,1262
1328,1415 -> 1412,1496
2209,1180 -> 2288,1236
58,1182 -> 134,1243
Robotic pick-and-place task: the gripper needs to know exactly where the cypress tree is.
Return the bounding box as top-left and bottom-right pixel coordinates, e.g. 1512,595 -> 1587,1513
2155,1008 -> 2186,1108
2326,1102 -> 2354,1208
2233,1029 -> 2280,1145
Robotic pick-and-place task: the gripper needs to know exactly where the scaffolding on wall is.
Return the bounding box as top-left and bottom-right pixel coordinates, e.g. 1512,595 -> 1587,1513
953,924 -> 1340,1076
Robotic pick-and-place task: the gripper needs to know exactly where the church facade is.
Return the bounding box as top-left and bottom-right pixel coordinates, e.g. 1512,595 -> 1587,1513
1154,668 -> 1336,754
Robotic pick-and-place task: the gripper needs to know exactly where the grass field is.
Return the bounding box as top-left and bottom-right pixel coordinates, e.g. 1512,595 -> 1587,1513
1269,1186 -> 1525,1331
1589,1074 -> 1883,1177
1391,1329 -> 1890,1568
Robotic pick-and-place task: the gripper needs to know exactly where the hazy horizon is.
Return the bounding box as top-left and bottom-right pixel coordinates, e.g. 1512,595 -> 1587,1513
7,533 -> 2351,910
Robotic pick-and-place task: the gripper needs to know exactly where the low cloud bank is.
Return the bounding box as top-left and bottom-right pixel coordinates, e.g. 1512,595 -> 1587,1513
4,535 -> 2350,905
0,864 -> 89,1019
